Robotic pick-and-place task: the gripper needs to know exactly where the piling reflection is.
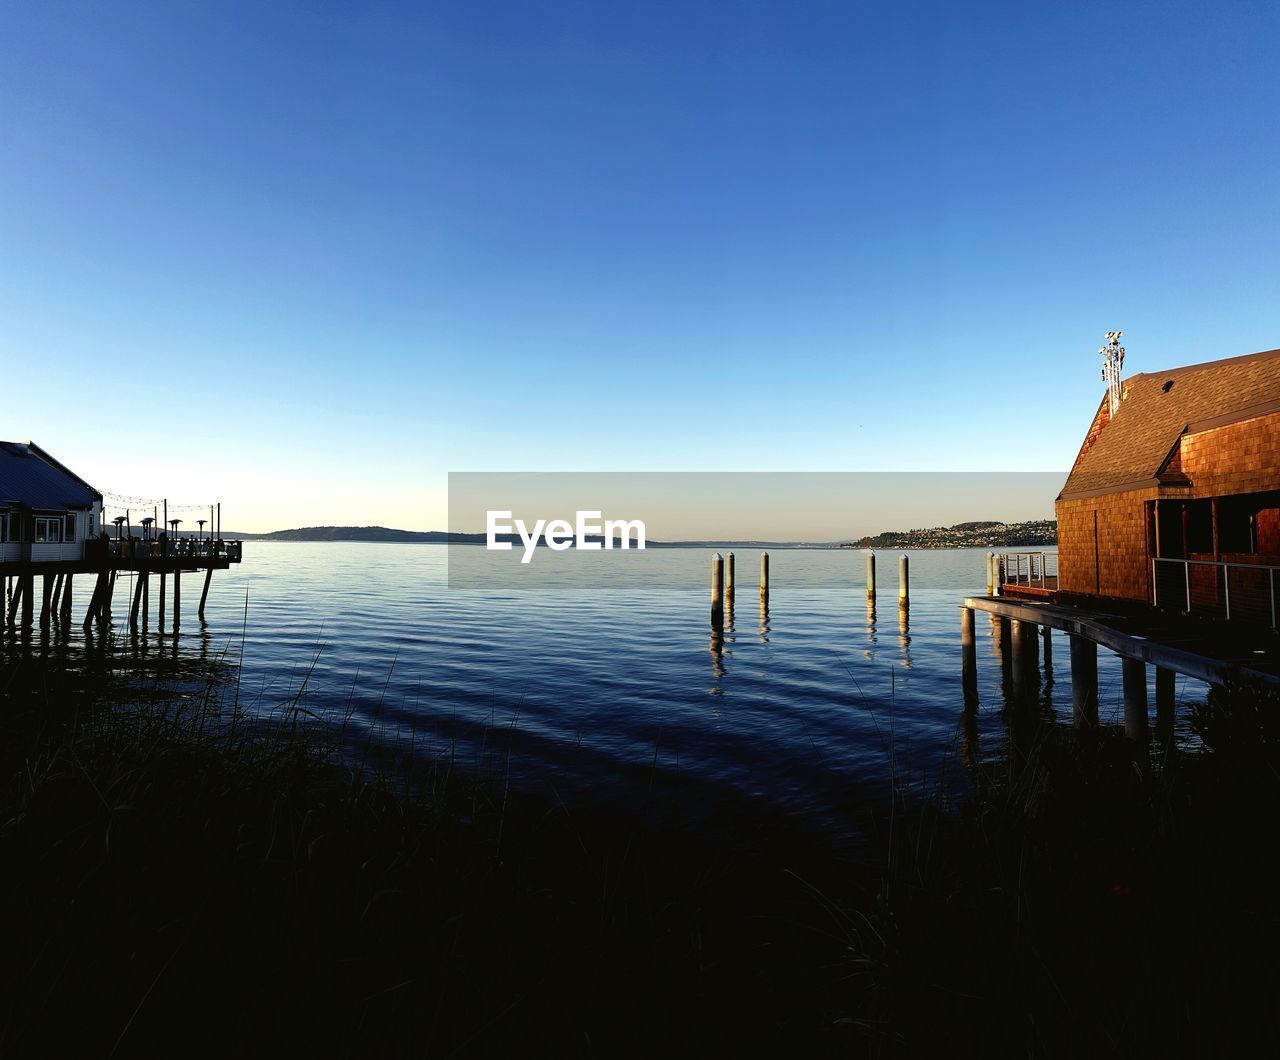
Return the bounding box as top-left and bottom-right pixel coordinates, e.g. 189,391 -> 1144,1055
2,620 -> 241,724
863,602 -> 877,659
897,606 -> 911,668
959,705 -> 979,769
708,627 -> 726,684
758,596 -> 770,643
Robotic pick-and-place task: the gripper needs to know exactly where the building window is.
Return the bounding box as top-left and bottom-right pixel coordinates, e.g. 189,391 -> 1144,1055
1186,501 -> 1213,554
35,518 -> 63,544
65,514 -> 76,542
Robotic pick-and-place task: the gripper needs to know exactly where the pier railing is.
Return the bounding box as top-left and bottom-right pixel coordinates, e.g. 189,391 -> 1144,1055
93,537 -> 243,563
1153,557 -> 1279,629
999,551 -> 1059,590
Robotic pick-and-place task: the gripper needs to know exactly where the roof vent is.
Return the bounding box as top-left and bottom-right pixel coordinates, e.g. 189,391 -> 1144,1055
1162,379 -> 1174,393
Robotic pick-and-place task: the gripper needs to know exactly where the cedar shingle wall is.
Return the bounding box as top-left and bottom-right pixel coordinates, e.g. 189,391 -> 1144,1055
1180,410 -> 1280,498
1055,487 -> 1157,601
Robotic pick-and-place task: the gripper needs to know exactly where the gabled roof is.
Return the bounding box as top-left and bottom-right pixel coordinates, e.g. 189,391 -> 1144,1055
0,441 -> 100,511
1059,347 -> 1280,500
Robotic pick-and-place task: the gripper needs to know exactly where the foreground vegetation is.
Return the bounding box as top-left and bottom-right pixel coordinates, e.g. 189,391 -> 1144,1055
1,643 -> 1277,1057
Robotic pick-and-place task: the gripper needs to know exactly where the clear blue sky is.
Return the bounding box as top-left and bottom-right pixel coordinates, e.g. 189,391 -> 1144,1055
2,1 -> 1277,531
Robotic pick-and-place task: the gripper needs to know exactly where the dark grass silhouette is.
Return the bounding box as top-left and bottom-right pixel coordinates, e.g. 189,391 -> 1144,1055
2,640 -> 1278,1057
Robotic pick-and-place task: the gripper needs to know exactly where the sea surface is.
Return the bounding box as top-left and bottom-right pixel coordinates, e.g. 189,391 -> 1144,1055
9,544 -> 1209,841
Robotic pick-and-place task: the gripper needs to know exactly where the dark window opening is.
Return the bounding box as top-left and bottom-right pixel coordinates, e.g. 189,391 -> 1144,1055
1185,500 -> 1213,554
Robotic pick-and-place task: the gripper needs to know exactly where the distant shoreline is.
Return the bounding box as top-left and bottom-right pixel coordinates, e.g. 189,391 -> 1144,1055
220,521 -> 1058,549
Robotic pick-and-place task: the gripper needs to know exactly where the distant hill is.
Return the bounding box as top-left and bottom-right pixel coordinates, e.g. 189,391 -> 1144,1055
224,526 -> 471,543
222,526 -> 825,547
222,522 -> 1058,549
843,519 -> 1057,550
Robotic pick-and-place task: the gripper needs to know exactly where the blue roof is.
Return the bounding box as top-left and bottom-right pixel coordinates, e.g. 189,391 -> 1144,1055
0,441 -> 98,511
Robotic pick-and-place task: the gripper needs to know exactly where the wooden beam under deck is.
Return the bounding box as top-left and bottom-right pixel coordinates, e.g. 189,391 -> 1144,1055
964,595 -> 1280,687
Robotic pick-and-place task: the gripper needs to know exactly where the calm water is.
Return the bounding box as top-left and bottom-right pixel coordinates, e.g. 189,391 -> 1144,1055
12,544 -> 1209,837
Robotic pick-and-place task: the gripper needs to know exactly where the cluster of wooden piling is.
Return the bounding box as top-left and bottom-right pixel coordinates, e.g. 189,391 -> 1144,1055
962,598 -> 1188,739
710,548 -> 911,628
3,562 -> 219,638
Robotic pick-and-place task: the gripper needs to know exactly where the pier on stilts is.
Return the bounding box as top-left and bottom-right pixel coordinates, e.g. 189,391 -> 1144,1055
3,533 -> 242,636
960,592 -> 1280,738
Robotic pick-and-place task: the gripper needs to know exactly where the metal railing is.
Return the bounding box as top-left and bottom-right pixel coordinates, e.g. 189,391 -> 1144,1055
998,551 -> 1059,589
89,537 -> 243,563
1152,556 -> 1279,629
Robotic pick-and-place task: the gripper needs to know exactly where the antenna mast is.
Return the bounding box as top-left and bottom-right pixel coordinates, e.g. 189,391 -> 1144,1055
1099,330 -> 1125,416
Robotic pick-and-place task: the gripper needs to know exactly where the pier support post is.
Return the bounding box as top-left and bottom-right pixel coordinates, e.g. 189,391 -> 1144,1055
105,571 -> 116,619
710,553 -> 725,629
898,554 -> 909,609
725,551 -> 735,608
39,575 -> 53,632
991,554 -> 1002,597
142,572 -> 150,632
173,569 -> 181,634
59,574 -> 72,627
83,570 -> 105,629
994,615 -> 1011,680
1041,626 -> 1052,674
1122,656 -> 1149,740
158,571 -> 166,634
759,552 -> 769,601
130,574 -> 144,632
21,575 -> 34,630
961,606 -> 978,706
198,567 -> 213,621
985,552 -> 995,595
866,551 -> 876,603
1069,634 -> 1098,726
1010,619 -> 1038,700
50,574 -> 63,622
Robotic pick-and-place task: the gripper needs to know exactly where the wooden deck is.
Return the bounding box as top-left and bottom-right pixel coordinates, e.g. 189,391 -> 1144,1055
0,539 -> 243,577
964,593 -> 1280,686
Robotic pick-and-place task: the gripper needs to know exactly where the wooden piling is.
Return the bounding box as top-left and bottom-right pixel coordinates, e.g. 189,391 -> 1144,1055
898,554 -> 909,608
1069,634 -> 1098,726
198,567 -> 213,621
22,575 -> 33,629
991,554 -> 1002,597
960,606 -> 978,705
40,575 -> 53,631
994,615 -> 1011,680
173,569 -> 181,634
130,575 -> 144,632
142,573 -> 150,632
59,574 -> 72,626
86,573 -> 104,628
985,552 -> 995,595
1122,656 -> 1149,739
1041,625 -> 1052,672
759,552 -> 769,599
866,551 -> 876,602
159,571 -> 167,634
1010,619 -> 1039,699
711,553 -> 725,628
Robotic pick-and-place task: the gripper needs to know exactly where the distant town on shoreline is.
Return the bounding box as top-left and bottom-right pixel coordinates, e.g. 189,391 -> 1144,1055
218,519 -> 1059,550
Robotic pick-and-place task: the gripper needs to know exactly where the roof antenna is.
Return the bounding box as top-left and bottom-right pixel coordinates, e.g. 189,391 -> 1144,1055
1099,330 -> 1125,416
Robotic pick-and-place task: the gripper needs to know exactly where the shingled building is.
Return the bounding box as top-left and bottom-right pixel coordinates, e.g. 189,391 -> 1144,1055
1056,347 -> 1280,624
